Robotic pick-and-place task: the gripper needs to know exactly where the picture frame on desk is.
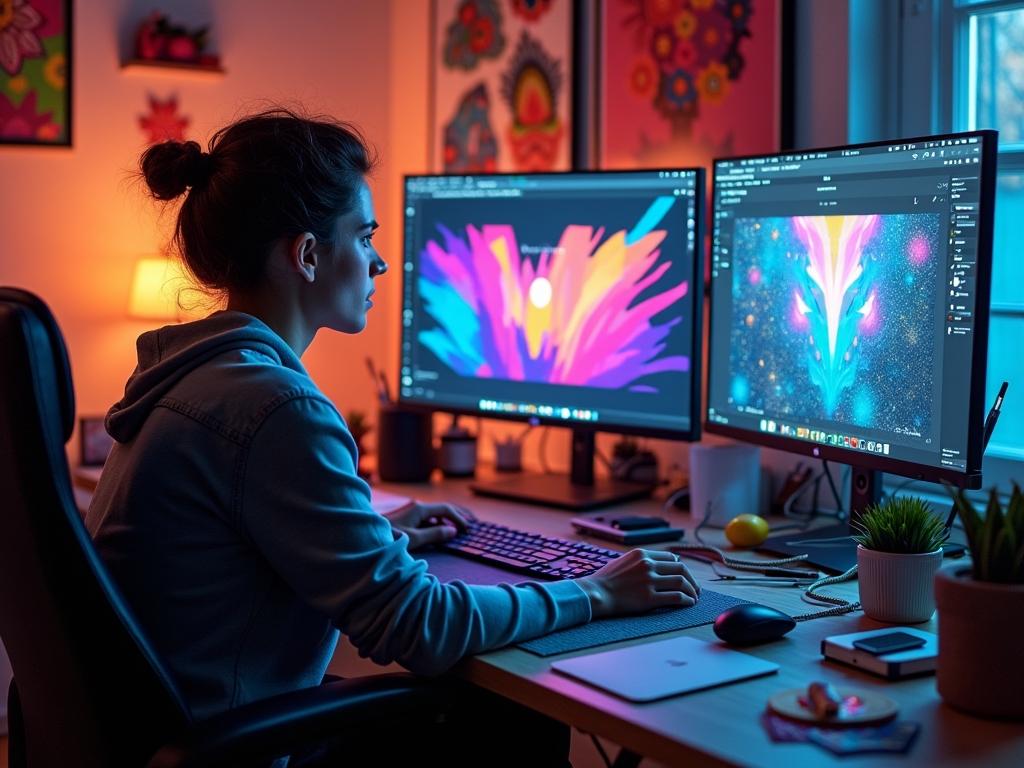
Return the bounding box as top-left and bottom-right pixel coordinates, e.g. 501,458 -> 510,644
79,415 -> 113,467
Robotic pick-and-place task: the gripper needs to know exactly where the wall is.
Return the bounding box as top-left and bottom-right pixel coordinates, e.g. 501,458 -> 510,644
0,0 -> 395,451
793,0 -> 849,150
0,0 -> 853,487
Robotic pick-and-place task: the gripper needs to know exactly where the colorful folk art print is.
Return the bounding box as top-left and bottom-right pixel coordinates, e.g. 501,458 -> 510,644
728,214 -> 941,437
433,0 -> 572,173
600,0 -> 780,171
0,0 -> 70,145
417,197 -> 690,391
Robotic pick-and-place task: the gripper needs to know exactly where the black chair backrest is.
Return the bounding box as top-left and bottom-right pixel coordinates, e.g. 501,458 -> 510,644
0,288 -> 192,767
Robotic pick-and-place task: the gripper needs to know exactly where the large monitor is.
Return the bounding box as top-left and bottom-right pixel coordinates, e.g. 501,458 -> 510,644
706,130 -> 997,569
400,169 -> 705,510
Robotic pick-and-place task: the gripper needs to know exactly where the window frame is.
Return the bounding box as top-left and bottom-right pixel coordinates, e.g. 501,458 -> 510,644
948,0 -> 1024,486
874,0 -> 1024,494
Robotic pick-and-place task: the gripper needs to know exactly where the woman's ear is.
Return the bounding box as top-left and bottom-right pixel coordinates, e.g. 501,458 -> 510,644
289,232 -> 319,283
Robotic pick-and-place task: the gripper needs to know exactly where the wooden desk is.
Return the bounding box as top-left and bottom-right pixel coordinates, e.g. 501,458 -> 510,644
370,473 -> 1023,768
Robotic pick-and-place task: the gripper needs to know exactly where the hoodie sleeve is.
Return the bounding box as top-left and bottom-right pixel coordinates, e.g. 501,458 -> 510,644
238,396 -> 591,676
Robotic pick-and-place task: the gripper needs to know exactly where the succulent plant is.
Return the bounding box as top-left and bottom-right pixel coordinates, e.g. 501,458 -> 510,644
852,495 -> 950,555
948,483 -> 1024,584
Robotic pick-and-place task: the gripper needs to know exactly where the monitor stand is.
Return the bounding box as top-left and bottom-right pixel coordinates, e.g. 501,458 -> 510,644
470,430 -> 655,512
757,465 -> 880,573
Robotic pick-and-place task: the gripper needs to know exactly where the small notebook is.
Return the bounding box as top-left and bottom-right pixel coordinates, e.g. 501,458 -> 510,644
551,636 -> 779,702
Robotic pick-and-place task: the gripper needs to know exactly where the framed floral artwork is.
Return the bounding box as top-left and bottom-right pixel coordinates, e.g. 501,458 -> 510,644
599,0 -> 789,171
0,0 -> 72,146
431,0 -> 574,173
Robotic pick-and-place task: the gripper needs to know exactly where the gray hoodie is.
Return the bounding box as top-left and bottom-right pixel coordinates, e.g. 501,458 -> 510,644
86,312 -> 590,721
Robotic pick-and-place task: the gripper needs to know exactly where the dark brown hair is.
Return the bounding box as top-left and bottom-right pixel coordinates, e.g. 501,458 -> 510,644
140,108 -> 378,293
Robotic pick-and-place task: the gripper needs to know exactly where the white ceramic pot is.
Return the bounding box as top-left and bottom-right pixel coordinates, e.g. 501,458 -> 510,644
935,567 -> 1024,720
857,545 -> 943,623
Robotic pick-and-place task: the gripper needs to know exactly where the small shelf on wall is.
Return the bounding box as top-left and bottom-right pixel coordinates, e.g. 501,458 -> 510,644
120,58 -> 225,79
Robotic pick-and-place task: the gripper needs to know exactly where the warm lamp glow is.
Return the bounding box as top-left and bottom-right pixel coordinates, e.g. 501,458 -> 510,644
128,257 -> 188,320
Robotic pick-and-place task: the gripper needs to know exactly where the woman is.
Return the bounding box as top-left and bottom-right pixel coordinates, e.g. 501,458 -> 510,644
86,109 -> 700,767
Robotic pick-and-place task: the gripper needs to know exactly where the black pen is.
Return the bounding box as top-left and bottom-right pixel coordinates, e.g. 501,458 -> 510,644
982,381 -> 1008,447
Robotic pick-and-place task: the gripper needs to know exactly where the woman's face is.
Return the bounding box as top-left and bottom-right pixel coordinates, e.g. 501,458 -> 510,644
318,179 -> 387,334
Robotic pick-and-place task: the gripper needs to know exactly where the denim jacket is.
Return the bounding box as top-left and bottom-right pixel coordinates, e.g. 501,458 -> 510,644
86,312 -> 589,721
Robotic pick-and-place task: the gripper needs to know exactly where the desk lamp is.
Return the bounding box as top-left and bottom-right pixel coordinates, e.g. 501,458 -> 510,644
128,256 -> 187,321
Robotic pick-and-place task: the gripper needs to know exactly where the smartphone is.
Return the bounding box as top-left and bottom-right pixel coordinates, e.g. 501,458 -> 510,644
851,632 -> 927,655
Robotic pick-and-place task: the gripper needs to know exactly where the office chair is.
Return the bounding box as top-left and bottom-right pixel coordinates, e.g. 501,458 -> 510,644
0,288 -> 451,767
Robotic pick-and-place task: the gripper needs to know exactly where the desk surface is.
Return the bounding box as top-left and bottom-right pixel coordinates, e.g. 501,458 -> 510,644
377,472 -> 1024,768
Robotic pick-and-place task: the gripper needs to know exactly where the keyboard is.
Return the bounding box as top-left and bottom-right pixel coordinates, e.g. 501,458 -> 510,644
439,520 -> 620,580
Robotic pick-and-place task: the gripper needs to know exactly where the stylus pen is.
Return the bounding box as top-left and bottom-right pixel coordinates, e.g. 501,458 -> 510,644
982,381 -> 1008,447
945,381 -> 1007,532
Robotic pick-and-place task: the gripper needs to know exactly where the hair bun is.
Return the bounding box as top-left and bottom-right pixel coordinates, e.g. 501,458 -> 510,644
141,140 -> 215,200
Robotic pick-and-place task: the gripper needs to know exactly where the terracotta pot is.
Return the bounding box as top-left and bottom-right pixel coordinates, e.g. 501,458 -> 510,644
935,567 -> 1024,720
857,545 -> 943,623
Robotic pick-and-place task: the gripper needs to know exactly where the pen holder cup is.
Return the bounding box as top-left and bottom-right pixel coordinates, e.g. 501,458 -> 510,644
377,407 -> 434,483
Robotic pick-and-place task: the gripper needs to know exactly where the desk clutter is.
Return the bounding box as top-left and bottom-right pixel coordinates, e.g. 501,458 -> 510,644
763,681 -> 917,756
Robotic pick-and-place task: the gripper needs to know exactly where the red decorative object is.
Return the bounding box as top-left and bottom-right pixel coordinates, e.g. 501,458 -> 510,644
139,95 -> 189,144
133,11 -> 218,68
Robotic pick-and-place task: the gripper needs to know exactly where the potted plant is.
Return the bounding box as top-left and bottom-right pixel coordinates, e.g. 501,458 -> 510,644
853,496 -> 948,623
936,484 -> 1024,720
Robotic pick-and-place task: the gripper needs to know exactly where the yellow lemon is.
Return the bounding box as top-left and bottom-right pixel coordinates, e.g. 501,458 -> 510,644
725,514 -> 769,547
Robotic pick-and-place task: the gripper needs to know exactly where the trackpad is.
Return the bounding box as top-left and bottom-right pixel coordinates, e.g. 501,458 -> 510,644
417,550 -> 529,586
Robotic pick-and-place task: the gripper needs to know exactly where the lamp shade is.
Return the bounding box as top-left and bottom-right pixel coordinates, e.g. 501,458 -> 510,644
128,257 -> 187,320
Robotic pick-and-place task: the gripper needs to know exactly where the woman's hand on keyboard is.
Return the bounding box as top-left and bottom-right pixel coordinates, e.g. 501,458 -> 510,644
574,549 -> 701,619
383,501 -> 476,551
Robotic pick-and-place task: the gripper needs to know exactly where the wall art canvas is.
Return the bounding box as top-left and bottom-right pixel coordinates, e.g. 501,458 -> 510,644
432,0 -> 573,173
0,0 -> 71,146
600,0 -> 780,170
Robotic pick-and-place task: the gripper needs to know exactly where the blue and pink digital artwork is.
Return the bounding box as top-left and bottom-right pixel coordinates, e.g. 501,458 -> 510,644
417,198 -> 689,391
729,213 -> 940,435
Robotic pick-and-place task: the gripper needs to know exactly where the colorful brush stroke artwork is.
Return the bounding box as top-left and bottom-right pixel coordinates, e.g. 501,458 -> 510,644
0,0 -> 70,146
728,213 -> 941,437
600,0 -> 780,171
417,197 -> 690,391
433,0 -> 572,173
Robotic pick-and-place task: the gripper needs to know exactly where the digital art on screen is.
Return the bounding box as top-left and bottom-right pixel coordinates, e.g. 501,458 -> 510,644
728,213 -> 941,437
417,197 -> 690,392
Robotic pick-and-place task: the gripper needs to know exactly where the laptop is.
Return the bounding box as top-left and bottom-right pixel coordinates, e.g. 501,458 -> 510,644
551,636 -> 779,702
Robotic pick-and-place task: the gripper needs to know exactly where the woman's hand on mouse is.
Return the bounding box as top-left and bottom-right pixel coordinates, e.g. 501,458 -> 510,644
574,549 -> 701,619
382,501 -> 476,551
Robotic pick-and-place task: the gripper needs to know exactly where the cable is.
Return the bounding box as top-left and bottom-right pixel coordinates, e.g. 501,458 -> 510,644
670,542 -> 810,572
660,487 -> 689,517
820,460 -> 845,518
693,500 -> 715,544
589,734 -> 612,768
538,427 -> 551,474
781,462 -> 847,522
791,566 -> 861,621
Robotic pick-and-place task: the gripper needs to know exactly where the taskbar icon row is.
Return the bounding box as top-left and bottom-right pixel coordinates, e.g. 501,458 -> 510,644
759,419 -> 889,455
479,399 -> 599,423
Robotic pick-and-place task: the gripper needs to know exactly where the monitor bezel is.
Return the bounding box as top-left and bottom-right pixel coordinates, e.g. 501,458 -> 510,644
398,167 -> 707,443
704,129 -> 997,490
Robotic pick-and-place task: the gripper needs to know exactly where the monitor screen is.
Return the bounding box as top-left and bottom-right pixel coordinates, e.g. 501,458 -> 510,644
706,131 -> 996,488
399,169 -> 704,441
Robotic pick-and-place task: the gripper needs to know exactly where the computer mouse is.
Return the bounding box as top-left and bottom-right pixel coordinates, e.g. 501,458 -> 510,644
713,603 -> 796,645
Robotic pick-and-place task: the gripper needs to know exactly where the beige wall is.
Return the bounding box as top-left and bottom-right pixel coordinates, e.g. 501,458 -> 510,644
0,0 -> 397,453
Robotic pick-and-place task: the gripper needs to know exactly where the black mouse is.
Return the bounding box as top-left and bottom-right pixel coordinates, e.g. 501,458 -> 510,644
713,603 -> 796,645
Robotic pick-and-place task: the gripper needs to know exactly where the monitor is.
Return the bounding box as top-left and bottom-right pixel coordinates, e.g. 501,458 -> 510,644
399,169 -> 705,510
705,130 -> 997,570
